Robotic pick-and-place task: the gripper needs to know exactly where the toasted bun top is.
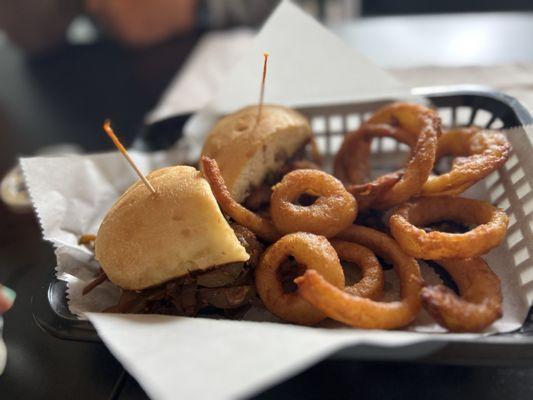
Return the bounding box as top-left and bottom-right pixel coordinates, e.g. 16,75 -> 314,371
95,166 -> 249,290
201,105 -> 312,203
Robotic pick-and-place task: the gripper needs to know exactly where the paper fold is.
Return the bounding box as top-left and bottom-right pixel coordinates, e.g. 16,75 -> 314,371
87,313 -> 456,400
209,0 -> 407,113
182,0 -> 409,149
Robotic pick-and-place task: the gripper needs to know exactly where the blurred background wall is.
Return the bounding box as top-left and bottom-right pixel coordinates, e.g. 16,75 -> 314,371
2,0 -> 533,55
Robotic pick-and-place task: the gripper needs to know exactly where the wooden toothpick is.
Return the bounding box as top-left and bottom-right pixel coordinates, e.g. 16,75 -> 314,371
103,119 -> 156,194
257,52 -> 269,123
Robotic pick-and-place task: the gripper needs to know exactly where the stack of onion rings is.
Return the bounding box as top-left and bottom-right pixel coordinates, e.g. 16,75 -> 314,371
199,101 -> 513,332
389,197 -> 509,259
422,257 -> 502,332
255,232 -> 345,325
295,225 -> 423,329
422,127 -> 510,196
270,169 -> 357,238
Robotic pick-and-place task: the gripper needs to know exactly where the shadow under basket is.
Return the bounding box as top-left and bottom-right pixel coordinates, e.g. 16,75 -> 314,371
33,85 -> 533,363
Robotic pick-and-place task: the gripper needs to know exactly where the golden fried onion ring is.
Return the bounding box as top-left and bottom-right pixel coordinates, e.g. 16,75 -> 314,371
389,197 -> 509,259
295,226 -> 423,329
422,257 -> 502,332
331,239 -> 384,300
335,103 -> 441,210
334,124 -> 416,185
270,169 -> 357,238
348,171 -> 403,212
255,232 -> 345,325
422,127 -> 510,196
201,156 -> 280,242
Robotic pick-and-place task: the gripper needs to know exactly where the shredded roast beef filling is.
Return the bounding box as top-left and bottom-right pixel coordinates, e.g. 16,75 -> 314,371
97,223 -> 264,317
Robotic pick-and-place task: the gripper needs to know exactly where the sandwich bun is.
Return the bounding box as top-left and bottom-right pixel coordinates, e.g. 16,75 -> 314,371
201,104 -> 312,203
95,166 -> 249,290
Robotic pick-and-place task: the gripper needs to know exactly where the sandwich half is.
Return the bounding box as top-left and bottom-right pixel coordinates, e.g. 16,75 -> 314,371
201,104 -> 314,208
94,165 -> 262,315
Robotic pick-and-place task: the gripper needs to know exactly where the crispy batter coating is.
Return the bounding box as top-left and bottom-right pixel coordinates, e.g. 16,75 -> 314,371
334,102 -> 441,210
347,171 -> 403,211
295,226 -> 423,329
255,232 -> 345,325
270,169 -> 357,238
334,123 -> 416,185
390,197 -> 509,259
201,156 -> 280,242
422,127 -> 510,196
331,240 -> 384,300
422,257 -> 502,332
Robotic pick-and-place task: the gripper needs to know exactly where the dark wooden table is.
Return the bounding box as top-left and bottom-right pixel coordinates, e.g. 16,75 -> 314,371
1,15 -> 533,400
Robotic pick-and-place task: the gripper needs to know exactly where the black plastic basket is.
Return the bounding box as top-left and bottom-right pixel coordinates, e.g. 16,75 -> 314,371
32,85 -> 533,359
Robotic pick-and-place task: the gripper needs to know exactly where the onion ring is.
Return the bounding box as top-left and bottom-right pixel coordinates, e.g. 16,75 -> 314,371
79,234 -> 96,245
255,232 -> 345,325
347,171 -> 403,211
335,102 -> 441,209
334,124 -> 416,184
295,225 -> 423,329
422,127 -> 510,196
423,180 -> 472,197
201,156 -> 280,242
270,169 -> 357,238
422,257 -> 502,332
331,239 -> 384,300
389,197 -> 509,259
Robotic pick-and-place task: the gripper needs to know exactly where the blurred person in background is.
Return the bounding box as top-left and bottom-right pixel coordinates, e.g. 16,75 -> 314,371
2,0 -> 532,55
0,0 -> 279,54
